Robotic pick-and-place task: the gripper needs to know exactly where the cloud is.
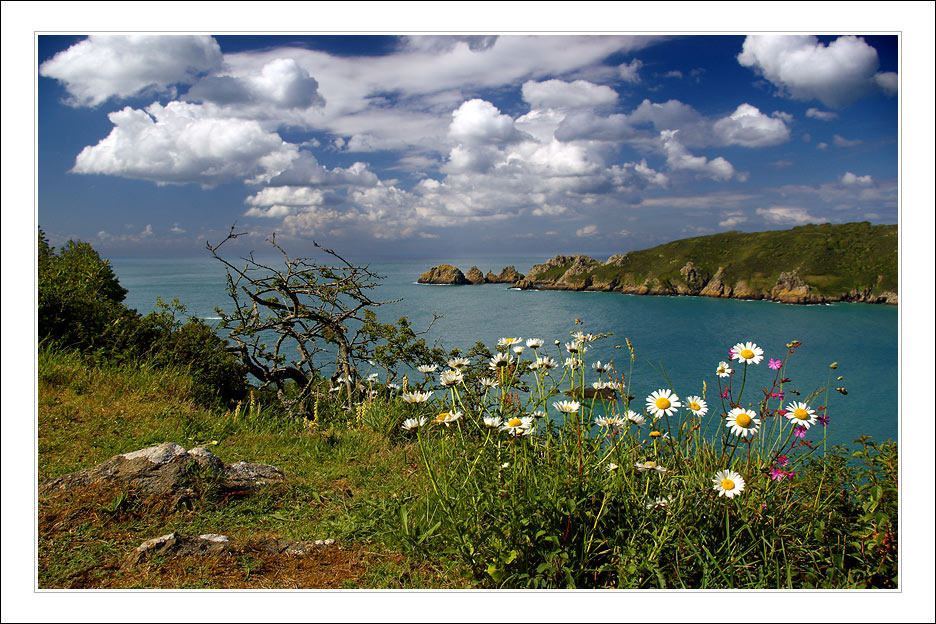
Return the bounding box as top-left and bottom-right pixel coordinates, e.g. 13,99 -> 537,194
576,225 -> 599,237
521,79 -> 618,109
805,107 -> 838,121
40,35 -> 222,107
712,103 -> 790,147
756,206 -> 826,225
185,58 -> 324,110
841,172 -> 873,186
737,35 -> 897,108
71,102 -> 299,186
832,134 -> 862,148
660,130 -> 736,181
449,99 -> 526,146
719,211 -> 748,228
96,223 -> 154,242
817,142 -> 828,150
662,70 -> 683,79
618,59 -> 643,83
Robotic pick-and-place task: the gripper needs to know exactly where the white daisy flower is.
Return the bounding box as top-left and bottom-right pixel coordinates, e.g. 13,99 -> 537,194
713,469 -> 746,498
536,356 -> 558,370
785,401 -> 818,429
530,410 -> 545,419
479,377 -> 499,388
401,416 -> 428,431
565,341 -> 588,355
573,331 -> 597,343
401,391 -> 433,404
635,460 -> 668,473
528,360 -> 541,371
606,463 -> 619,472
417,364 -> 438,374
366,373 -> 379,383
387,383 -> 400,391
594,415 -> 625,429
591,360 -> 609,373
489,352 -> 513,370
685,396 -> 709,417
716,361 -> 733,378
564,357 -> 580,370
440,369 -> 464,386
497,337 -> 523,348
731,341 -> 765,365
500,416 -> 534,435
526,338 -> 544,349
512,345 -> 524,356
726,407 -> 761,438
482,415 -> 503,428
646,497 -> 671,510
434,410 -> 463,426
592,381 -> 612,390
625,410 -> 646,426
552,400 -> 581,414
447,357 -> 471,369
646,389 -> 681,419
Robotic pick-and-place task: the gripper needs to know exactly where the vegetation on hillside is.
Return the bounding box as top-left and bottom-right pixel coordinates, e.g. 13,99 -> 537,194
521,222 -> 898,303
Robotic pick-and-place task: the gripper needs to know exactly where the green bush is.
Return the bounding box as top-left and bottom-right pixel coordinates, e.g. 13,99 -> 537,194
38,230 -> 247,406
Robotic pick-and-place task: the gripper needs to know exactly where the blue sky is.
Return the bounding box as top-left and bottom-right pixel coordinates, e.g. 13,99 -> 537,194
36,33 -> 900,258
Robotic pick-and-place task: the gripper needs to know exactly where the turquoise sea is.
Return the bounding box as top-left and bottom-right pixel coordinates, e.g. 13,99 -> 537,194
110,254 -> 899,450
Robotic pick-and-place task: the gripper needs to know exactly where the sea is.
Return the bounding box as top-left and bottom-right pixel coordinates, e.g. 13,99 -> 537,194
110,254 -> 899,450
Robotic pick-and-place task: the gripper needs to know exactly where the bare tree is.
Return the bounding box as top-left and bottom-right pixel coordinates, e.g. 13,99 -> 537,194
207,226 -> 441,418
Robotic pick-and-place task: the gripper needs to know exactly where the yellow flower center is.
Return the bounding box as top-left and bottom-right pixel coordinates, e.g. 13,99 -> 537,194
690,402 -> 701,411
740,349 -> 755,359
655,397 -> 671,410
721,478 -> 736,491
508,418 -> 523,428
646,461 -> 655,468
794,407 -> 809,420
649,431 -> 662,438
735,413 -> 752,428
435,413 -> 450,423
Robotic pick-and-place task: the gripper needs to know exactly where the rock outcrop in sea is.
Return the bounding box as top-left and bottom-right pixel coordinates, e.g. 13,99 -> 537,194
418,264 -> 525,285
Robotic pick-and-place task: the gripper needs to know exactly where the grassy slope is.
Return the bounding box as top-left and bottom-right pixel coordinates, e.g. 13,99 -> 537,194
552,222 -> 898,297
37,347 -> 461,589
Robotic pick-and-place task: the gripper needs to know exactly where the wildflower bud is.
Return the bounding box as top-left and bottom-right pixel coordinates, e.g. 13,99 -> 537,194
835,387 -> 847,395
837,375 -> 843,381
554,340 -> 560,346
829,362 -> 838,369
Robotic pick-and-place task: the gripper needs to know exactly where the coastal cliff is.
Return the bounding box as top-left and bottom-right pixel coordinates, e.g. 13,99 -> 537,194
514,222 -> 897,305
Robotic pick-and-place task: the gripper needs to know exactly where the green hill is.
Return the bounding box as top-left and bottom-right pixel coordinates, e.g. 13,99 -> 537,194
517,222 -> 897,304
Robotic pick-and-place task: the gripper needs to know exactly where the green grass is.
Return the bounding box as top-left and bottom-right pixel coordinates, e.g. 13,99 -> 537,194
37,344 -> 462,588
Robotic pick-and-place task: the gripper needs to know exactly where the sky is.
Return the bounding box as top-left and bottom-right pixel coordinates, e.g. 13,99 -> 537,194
35,32 -> 901,259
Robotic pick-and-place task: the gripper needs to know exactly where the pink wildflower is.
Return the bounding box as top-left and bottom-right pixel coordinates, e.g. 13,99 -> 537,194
720,388 -> 730,399
818,414 -> 830,427
770,468 -> 787,481
770,391 -> 785,399
776,455 -> 789,467
793,426 -> 806,438
768,359 -> 782,370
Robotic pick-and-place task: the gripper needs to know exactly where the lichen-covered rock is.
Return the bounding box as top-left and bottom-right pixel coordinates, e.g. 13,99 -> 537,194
485,266 -> 525,284
417,264 -> 469,284
700,266 -> 731,298
39,443 -> 283,504
465,266 -> 485,284
770,270 -> 811,303
125,532 -> 337,568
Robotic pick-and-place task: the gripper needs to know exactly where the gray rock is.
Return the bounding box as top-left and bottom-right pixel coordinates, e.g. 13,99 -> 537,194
121,442 -> 187,464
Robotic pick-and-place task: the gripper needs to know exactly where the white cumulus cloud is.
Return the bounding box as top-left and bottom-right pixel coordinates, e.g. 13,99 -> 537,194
449,99 -> 526,146
660,130 -> 736,181
756,206 -> 826,225
521,79 -> 619,110
805,107 -> 838,121
71,102 -> 299,186
712,103 -> 790,147
737,35 -> 897,108
841,172 -> 873,186
40,35 -> 223,107
618,59 -> 643,83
